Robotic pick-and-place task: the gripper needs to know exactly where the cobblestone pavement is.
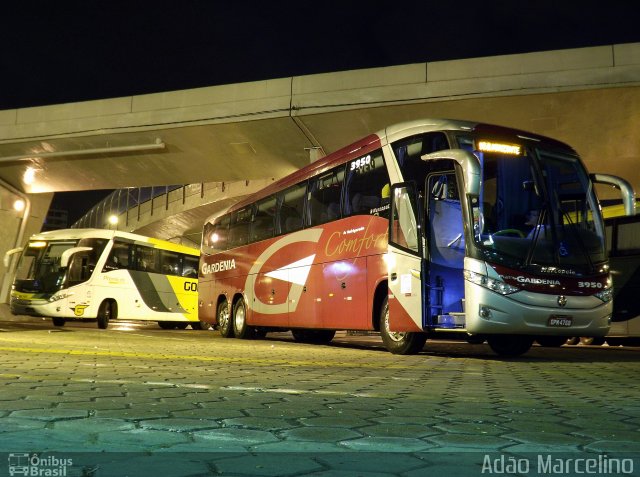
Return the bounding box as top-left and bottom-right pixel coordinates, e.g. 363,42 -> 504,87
0,306 -> 638,476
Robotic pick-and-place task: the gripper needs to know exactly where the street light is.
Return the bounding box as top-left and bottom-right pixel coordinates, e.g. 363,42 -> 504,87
108,214 -> 118,229
13,199 -> 25,212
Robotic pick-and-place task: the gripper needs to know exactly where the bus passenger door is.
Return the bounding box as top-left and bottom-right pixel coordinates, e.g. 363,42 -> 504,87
425,171 -> 466,327
65,249 -> 96,318
387,183 -> 426,332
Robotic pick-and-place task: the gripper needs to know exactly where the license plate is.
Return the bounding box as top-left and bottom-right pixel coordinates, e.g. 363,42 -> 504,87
548,315 -> 573,327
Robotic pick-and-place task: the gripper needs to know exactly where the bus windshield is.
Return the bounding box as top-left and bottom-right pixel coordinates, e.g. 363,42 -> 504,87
468,140 -> 606,273
14,238 -> 108,294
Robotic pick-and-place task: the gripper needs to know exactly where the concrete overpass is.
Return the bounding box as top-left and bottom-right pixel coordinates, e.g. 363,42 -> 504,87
1,42 -> 640,299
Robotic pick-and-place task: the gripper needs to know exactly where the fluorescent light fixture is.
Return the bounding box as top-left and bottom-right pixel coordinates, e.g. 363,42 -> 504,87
0,138 -> 165,164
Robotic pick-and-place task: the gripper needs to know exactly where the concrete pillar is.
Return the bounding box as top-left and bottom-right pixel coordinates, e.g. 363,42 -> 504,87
0,187 -> 52,303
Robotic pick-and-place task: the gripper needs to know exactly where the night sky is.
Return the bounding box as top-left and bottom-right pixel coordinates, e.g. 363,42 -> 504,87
3,1 -> 640,224
2,1 -> 639,110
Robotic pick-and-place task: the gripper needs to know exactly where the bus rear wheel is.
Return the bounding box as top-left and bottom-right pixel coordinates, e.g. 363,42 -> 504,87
97,301 -> 114,329
487,335 -> 533,357
379,297 -> 426,355
217,300 -> 233,338
233,298 -> 255,339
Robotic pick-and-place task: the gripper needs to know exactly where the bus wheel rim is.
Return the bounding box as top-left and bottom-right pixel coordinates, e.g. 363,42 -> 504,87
235,305 -> 245,330
384,307 -> 406,342
219,307 -> 229,329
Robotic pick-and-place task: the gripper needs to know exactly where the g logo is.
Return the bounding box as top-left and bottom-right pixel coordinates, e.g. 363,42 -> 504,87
73,304 -> 89,316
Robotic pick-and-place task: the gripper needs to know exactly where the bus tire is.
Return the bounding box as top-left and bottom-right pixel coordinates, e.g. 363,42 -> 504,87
535,336 -> 567,347
291,329 -> 336,344
52,317 -> 65,327
233,298 -> 254,339
466,334 -> 486,344
191,321 -> 211,331
379,296 -> 426,355
97,301 -> 113,329
254,328 -> 268,339
158,321 -> 176,329
487,335 -> 533,357
218,300 -> 234,338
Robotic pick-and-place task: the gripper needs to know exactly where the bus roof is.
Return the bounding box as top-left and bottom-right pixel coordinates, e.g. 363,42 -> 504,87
27,228 -> 199,255
206,118 -> 575,223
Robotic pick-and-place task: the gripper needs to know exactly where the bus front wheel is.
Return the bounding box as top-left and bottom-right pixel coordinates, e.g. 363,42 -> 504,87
97,301 -> 114,329
535,336 -> 567,347
487,335 -> 533,357
379,297 -> 426,355
52,317 -> 65,327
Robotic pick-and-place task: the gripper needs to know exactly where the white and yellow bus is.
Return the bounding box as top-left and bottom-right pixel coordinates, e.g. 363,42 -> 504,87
4,228 -> 202,329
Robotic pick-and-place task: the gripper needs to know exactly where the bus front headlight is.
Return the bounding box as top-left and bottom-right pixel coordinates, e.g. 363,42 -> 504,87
49,292 -> 68,302
464,270 -> 520,295
594,288 -> 613,303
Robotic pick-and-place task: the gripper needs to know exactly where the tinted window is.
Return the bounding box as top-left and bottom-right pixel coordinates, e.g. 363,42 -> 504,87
203,215 -> 230,254
308,167 -> 345,226
160,250 -> 181,276
392,132 -> 449,187
103,240 -> 132,272
67,238 -> 108,285
135,246 -> 159,273
228,207 -> 252,248
182,255 -> 199,278
277,182 -> 307,233
345,150 -> 390,218
251,196 -> 276,242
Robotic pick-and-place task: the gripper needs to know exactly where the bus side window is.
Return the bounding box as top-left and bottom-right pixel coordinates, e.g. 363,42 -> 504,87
136,246 -> 159,273
182,255 -> 199,278
308,166 -> 344,226
103,241 -> 130,272
206,215 -> 229,253
345,150 -> 389,218
160,250 -> 181,276
228,207 -> 252,248
277,182 -> 307,233
251,196 -> 276,242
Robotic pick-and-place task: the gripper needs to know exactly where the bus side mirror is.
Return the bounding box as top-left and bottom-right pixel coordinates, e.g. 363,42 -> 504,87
421,149 -> 481,196
3,247 -> 23,268
590,173 -> 636,216
60,247 -> 93,268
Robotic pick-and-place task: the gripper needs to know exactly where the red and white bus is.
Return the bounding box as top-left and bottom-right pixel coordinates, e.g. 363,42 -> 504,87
198,119 -> 635,356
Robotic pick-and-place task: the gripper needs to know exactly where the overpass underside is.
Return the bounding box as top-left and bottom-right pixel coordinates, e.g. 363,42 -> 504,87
0,42 -> 639,283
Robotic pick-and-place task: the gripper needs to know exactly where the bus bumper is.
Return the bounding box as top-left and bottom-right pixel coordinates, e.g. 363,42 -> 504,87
10,297 -> 65,318
464,283 -> 611,337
